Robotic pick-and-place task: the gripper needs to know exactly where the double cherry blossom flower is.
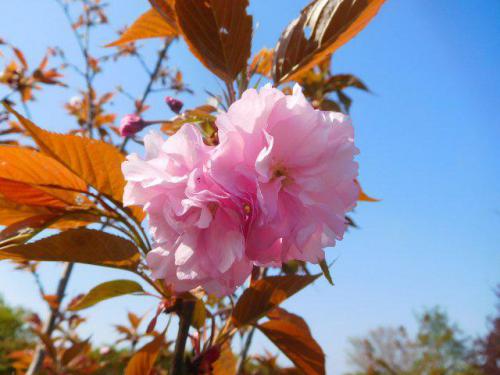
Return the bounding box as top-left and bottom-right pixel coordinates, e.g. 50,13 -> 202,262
122,84 -> 359,296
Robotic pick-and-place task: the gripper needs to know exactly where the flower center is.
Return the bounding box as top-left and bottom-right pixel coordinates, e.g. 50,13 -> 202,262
272,165 -> 293,187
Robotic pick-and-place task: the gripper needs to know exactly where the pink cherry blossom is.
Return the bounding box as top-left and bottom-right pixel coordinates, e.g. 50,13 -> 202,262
122,85 -> 359,296
122,125 -> 252,295
210,84 -> 359,265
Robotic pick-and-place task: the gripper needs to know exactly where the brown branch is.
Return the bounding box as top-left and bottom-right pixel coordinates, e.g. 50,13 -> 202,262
26,262 -> 74,375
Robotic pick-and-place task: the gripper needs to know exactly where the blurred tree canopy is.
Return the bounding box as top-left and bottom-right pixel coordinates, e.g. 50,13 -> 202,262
346,307 -> 486,375
0,295 -> 33,374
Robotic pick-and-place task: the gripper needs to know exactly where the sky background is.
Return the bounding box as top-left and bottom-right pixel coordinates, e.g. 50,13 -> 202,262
0,0 -> 499,373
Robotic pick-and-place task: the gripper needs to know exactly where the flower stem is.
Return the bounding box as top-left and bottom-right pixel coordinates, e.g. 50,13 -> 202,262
170,300 -> 195,375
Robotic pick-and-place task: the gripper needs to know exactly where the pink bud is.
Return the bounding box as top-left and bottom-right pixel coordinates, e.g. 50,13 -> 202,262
119,114 -> 145,137
165,96 -> 183,114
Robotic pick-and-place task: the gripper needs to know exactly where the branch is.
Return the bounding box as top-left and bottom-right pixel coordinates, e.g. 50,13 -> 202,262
26,262 -> 74,375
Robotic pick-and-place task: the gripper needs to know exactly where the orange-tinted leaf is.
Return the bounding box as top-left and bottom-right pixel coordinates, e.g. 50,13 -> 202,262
258,308 -> 325,375
149,0 -> 177,27
273,0 -> 386,83
232,274 -> 320,327
0,229 -> 140,271
43,294 -> 60,310
249,48 -> 274,77
0,196 -> 96,235
173,0 -> 252,82
213,342 -> 237,375
0,146 -> 88,206
12,47 -> 28,70
69,280 -> 145,311
125,334 -> 164,375
107,8 -> 177,47
0,178 -> 69,208
128,312 -> 143,329
0,196 -> 57,226
355,180 -> 379,202
3,103 -> 144,221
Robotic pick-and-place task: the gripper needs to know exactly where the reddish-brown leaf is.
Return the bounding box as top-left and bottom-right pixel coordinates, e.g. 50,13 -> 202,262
325,74 -> 369,92
258,308 -> 325,375
61,340 -> 90,366
0,228 -> 140,271
273,0 -> 386,83
172,0 -> 252,82
107,8 -> 177,47
232,274 -> 320,327
149,0 -> 177,27
125,334 -> 164,375
0,178 -> 69,209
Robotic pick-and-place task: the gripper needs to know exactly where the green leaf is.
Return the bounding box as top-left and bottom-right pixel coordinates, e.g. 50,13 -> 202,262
69,280 -> 145,311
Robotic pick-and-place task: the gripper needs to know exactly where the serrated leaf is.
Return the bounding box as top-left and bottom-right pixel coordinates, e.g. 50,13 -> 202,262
0,196 -> 94,230
172,0 -> 252,82
319,259 -> 334,285
69,280 -> 145,311
273,0 -> 386,83
125,334 -> 164,375
0,146 -> 88,205
258,308 -> 325,375
3,103 -> 144,221
0,229 -> 140,271
107,7 -> 177,47
232,274 -> 320,327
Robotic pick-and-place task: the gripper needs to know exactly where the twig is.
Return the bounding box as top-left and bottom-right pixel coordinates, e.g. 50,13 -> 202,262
26,262 -> 74,375
121,37 -> 172,152
237,326 -> 256,374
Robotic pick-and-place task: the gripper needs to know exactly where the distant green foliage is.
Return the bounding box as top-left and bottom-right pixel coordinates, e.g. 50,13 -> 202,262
346,307 -> 483,375
0,295 -> 33,374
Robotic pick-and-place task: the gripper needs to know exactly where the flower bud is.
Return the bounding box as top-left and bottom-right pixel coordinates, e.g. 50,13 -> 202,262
165,96 -> 183,114
119,114 -> 145,137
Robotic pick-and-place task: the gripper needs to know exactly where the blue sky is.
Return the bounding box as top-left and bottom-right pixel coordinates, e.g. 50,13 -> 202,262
0,0 -> 499,372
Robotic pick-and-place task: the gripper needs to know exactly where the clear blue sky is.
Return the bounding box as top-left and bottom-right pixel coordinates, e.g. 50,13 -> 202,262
0,0 -> 499,373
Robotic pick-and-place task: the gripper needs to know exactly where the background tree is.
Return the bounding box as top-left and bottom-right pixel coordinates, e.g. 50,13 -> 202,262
474,286 -> 500,375
347,307 -> 482,375
0,295 -> 33,374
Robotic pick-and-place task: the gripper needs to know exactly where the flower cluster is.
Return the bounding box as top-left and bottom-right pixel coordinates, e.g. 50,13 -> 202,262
122,85 -> 359,295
